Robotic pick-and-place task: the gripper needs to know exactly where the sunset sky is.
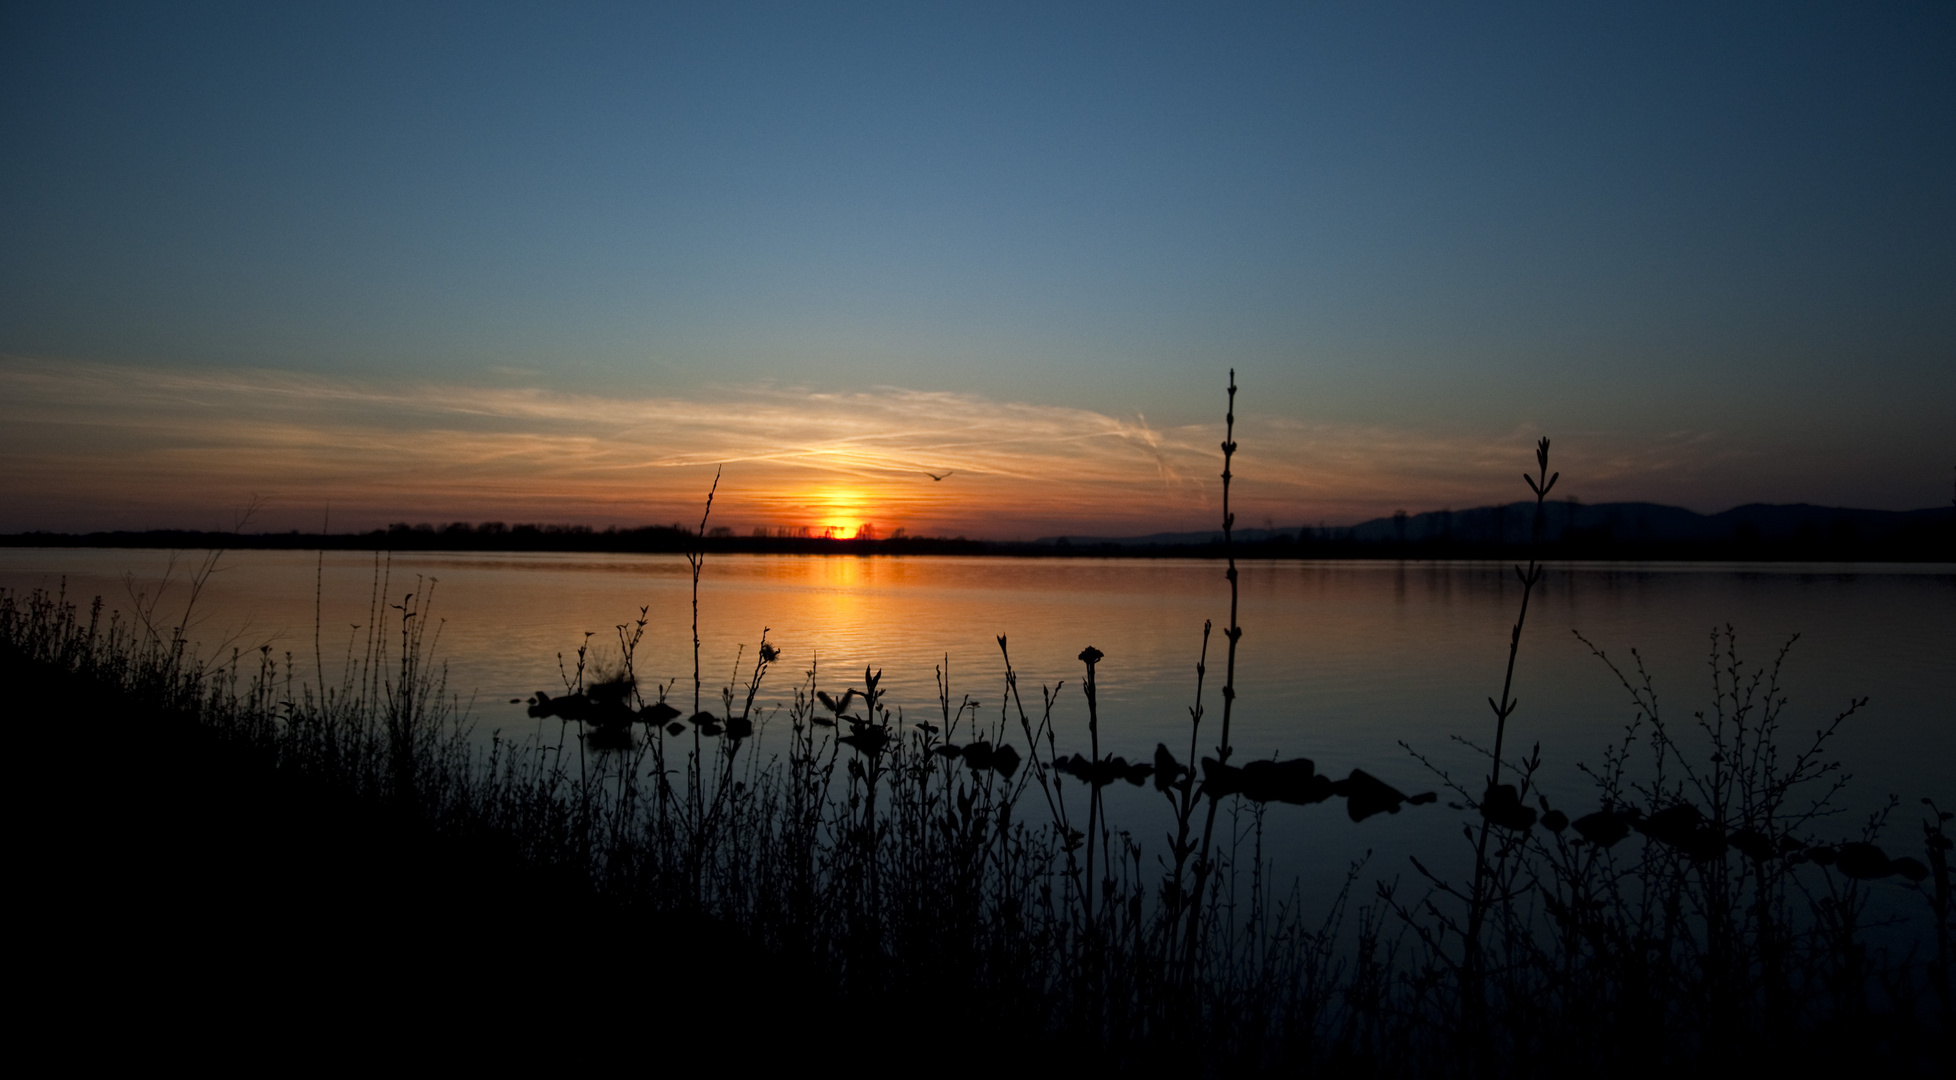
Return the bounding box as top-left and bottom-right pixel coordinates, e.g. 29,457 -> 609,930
3,3 -> 1951,538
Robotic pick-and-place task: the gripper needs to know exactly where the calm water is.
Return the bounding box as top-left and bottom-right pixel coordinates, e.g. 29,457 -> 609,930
6,549 -> 1950,913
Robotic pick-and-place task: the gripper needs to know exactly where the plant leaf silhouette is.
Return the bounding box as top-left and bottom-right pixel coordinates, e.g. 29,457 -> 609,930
1572,809 -> 1635,847
1480,784 -> 1538,831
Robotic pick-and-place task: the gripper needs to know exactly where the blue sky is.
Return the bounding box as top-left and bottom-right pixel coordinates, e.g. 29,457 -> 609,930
2,2 -> 1950,534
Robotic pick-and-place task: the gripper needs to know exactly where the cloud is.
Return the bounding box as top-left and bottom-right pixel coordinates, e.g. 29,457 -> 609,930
0,358 -> 1764,535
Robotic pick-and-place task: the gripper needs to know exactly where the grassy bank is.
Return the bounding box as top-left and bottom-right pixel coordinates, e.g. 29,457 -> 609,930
8,582 -> 1946,1073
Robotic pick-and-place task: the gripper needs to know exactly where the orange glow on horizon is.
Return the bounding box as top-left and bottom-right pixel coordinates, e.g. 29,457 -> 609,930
1,359 -> 1706,538
812,486 -> 872,537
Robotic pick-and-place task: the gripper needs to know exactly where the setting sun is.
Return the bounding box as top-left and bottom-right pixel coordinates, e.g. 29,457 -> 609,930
814,487 -> 872,537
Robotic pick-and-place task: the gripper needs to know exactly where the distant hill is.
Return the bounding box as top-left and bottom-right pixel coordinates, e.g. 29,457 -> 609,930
1342,501 -> 1951,546
1039,502 -> 1954,560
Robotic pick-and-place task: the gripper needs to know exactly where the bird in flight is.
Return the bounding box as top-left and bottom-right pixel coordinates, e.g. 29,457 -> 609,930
925,470 -> 955,481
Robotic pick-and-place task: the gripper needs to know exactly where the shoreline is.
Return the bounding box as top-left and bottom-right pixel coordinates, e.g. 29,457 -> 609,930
6,530 -> 1952,563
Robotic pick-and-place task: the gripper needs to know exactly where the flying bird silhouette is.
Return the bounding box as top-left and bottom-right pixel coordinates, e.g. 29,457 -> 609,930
925,470 -> 955,481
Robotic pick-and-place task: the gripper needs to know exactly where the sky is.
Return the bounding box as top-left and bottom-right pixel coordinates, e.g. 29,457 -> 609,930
2,1 -> 1951,538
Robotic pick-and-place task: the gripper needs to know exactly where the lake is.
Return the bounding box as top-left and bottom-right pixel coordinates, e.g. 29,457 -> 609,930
6,548 -> 1950,918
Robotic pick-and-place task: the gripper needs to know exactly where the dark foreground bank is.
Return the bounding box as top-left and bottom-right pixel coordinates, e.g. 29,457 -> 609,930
6,644 -> 842,1067
7,580 -> 1948,1076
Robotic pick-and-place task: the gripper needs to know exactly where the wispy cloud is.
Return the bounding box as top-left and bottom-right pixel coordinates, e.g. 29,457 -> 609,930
0,358 -> 1758,535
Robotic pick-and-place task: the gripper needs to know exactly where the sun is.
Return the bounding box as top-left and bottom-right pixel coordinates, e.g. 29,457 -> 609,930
813,487 -> 872,537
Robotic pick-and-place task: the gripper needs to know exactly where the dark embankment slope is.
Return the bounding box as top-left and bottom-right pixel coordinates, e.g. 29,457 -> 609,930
5,643 -> 824,1066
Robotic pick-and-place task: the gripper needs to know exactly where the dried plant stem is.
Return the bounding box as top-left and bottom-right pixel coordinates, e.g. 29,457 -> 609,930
1462,437 -> 1556,1011
1081,645 -> 1103,932
1186,369 -> 1241,969
689,466 -> 722,717
686,466 -> 721,886
1164,619 -> 1211,957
